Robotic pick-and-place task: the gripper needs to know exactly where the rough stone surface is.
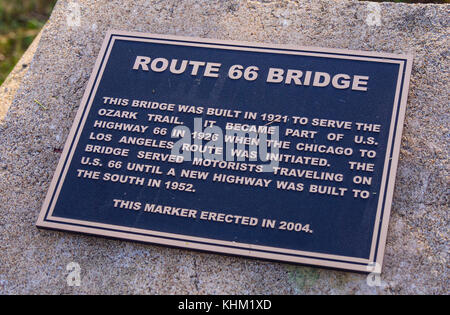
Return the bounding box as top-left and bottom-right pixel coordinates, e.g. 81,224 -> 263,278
0,0 -> 448,294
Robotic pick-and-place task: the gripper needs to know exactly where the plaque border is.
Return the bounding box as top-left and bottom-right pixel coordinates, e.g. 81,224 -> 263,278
36,30 -> 413,273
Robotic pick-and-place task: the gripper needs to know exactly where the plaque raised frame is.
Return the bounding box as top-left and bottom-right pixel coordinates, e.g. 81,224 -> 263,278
37,30 -> 413,273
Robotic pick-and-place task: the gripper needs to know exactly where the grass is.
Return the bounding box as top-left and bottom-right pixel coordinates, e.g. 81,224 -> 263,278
0,0 -> 448,85
0,0 -> 56,85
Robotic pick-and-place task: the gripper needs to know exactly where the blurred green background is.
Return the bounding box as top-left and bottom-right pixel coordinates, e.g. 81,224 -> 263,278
0,0 -> 447,85
0,0 -> 56,85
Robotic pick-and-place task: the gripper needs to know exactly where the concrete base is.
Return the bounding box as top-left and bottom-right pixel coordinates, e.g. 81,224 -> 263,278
0,0 -> 448,294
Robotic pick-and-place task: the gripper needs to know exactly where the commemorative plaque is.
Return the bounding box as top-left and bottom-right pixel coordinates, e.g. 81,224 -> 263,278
37,31 -> 412,272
